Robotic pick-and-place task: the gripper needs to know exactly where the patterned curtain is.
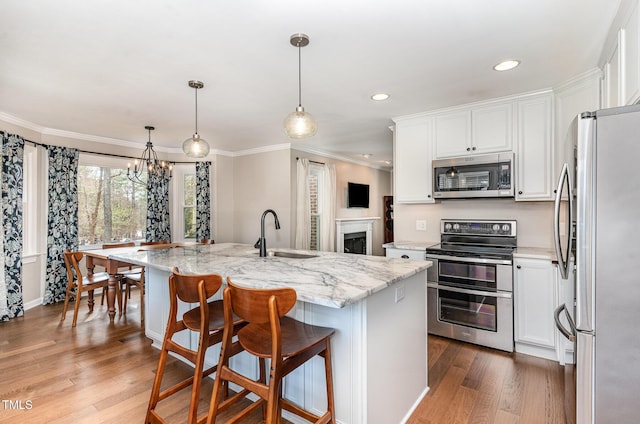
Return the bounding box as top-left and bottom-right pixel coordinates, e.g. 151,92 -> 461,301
195,161 -> 211,240
43,146 -> 79,305
146,172 -> 171,242
0,132 -> 24,321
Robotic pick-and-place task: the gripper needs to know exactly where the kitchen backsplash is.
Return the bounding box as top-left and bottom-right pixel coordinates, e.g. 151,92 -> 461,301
393,198 -> 554,248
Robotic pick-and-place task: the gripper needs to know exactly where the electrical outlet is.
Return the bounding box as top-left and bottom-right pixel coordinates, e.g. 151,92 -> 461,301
416,220 -> 427,231
395,284 -> 405,303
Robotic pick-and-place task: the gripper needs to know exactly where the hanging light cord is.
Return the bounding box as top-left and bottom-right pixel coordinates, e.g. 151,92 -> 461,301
194,87 -> 199,135
297,41 -> 302,107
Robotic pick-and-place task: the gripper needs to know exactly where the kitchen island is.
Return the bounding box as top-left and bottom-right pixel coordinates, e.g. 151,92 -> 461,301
109,243 -> 431,424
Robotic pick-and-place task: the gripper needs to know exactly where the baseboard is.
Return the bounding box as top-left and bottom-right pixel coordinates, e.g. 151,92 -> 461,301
400,386 -> 431,424
23,297 -> 43,311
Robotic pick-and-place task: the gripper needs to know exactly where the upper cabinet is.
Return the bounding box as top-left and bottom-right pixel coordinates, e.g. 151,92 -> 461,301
514,92 -> 554,201
434,102 -> 513,158
393,117 -> 435,204
603,0 -> 640,107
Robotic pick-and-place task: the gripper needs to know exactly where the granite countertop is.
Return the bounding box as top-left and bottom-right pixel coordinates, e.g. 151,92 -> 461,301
108,243 -> 432,309
382,241 -> 439,251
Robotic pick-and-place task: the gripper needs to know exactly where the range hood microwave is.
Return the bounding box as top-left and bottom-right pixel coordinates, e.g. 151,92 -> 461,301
432,152 -> 514,199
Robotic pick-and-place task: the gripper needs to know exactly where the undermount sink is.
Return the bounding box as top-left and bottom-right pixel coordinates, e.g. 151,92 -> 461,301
267,251 -> 317,259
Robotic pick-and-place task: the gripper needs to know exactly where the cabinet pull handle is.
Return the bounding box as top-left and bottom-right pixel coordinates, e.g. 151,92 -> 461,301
401,255 -> 409,259
516,265 -> 521,269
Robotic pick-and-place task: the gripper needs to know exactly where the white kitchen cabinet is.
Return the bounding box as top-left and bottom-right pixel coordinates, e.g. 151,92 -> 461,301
434,102 -> 512,158
514,257 -> 557,360
393,116 -> 435,204
515,93 -> 554,201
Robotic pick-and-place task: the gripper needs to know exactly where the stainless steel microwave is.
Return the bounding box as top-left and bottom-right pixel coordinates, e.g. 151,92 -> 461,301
432,152 -> 514,199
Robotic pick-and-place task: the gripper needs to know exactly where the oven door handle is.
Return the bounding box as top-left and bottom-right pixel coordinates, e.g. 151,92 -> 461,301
427,282 -> 512,299
425,253 -> 512,265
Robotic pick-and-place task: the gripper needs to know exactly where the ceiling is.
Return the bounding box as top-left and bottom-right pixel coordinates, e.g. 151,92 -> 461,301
0,0 -> 621,167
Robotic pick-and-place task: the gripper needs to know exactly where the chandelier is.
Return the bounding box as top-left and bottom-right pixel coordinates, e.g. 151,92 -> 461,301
127,126 -> 173,185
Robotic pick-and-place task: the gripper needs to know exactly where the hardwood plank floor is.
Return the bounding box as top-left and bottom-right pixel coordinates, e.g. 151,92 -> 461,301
0,299 -> 567,423
409,336 -> 567,424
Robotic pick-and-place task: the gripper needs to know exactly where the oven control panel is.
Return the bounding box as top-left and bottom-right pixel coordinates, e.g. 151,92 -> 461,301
441,220 -> 516,237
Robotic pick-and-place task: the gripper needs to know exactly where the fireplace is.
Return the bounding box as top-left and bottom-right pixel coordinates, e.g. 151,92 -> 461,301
335,217 -> 379,255
343,231 -> 367,255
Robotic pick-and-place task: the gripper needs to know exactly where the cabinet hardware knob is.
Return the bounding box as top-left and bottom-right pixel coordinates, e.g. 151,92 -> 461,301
472,146 -> 476,151
427,194 -> 431,198
401,255 -> 409,259
516,265 -> 521,269
466,147 -> 471,151
554,189 -> 557,193
518,191 -> 523,195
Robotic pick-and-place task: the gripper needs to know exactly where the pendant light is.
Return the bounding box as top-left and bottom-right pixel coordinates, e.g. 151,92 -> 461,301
283,33 -> 317,139
128,126 -> 173,184
182,80 -> 210,158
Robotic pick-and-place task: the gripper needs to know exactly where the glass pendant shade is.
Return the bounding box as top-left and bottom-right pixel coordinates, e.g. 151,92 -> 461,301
283,105 -> 317,139
182,133 -> 210,158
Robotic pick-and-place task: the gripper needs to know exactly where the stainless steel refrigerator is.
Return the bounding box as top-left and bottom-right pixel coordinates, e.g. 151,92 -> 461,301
554,104 -> 640,424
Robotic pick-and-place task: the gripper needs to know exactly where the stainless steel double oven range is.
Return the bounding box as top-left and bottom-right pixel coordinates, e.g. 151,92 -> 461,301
426,219 -> 516,352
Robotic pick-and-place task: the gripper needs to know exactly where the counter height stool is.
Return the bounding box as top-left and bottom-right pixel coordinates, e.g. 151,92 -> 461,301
146,268 -> 245,424
206,278 -> 336,424
61,250 -> 112,327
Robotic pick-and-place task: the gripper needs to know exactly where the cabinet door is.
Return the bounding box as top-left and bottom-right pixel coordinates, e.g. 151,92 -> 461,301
515,94 -> 553,201
472,103 -> 513,154
604,39 -> 621,108
434,110 -> 471,158
514,257 -> 556,350
394,118 -> 435,203
623,2 -> 640,104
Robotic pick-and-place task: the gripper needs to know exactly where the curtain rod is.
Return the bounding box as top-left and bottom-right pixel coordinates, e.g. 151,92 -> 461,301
296,156 -> 325,165
23,139 -> 198,164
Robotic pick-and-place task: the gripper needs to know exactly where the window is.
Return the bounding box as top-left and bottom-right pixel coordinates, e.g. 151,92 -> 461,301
309,164 -> 324,251
77,162 -> 147,249
183,173 -> 196,239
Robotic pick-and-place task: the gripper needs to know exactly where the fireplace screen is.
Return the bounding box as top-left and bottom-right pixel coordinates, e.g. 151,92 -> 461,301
344,231 -> 366,254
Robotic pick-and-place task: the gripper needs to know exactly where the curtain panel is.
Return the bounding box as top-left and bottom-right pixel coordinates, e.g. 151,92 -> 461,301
294,158 -> 310,250
43,146 -> 79,305
146,172 -> 171,242
195,161 -> 211,241
0,132 -> 24,321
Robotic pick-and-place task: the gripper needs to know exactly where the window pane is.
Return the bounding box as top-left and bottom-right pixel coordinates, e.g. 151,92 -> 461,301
184,174 -> 196,206
78,165 -> 147,249
184,206 -> 196,238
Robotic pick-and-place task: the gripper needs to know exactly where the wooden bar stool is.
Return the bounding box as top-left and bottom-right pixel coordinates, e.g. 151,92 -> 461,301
145,268 -> 244,424
207,278 -> 336,424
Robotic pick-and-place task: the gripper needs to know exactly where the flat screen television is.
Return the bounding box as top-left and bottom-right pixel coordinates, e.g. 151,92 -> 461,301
347,182 -> 370,208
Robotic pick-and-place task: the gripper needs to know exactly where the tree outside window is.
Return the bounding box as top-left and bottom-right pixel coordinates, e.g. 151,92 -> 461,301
183,174 -> 196,239
78,165 -> 147,249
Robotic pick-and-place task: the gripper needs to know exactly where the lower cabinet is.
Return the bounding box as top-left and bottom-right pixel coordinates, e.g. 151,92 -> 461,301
384,247 -> 425,260
513,257 -> 558,360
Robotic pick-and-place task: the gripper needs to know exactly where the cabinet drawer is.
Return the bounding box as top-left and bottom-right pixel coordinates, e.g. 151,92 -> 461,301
385,248 -> 425,260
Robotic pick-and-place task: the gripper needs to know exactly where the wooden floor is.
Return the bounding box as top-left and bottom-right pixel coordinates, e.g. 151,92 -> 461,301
0,298 -> 567,424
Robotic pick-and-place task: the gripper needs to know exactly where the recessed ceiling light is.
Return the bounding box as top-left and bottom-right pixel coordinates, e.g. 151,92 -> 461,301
362,153 -> 372,159
371,93 -> 390,101
493,60 -> 520,71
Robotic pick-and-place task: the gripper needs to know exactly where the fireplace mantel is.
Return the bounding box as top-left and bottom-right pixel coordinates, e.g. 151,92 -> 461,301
336,217 -> 380,255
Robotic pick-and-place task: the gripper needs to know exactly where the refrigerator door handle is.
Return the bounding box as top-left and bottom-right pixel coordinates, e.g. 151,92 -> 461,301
554,163 -> 572,279
554,303 -> 576,342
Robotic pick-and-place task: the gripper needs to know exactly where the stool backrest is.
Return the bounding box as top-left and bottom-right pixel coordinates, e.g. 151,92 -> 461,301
141,240 -> 169,246
170,267 -> 222,304
102,241 -> 135,249
226,278 -> 296,324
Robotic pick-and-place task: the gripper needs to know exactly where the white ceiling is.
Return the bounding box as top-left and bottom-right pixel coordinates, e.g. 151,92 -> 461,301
0,0 -> 621,167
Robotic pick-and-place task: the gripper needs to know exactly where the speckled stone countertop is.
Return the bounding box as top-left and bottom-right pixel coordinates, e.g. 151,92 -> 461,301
108,243 -> 432,309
